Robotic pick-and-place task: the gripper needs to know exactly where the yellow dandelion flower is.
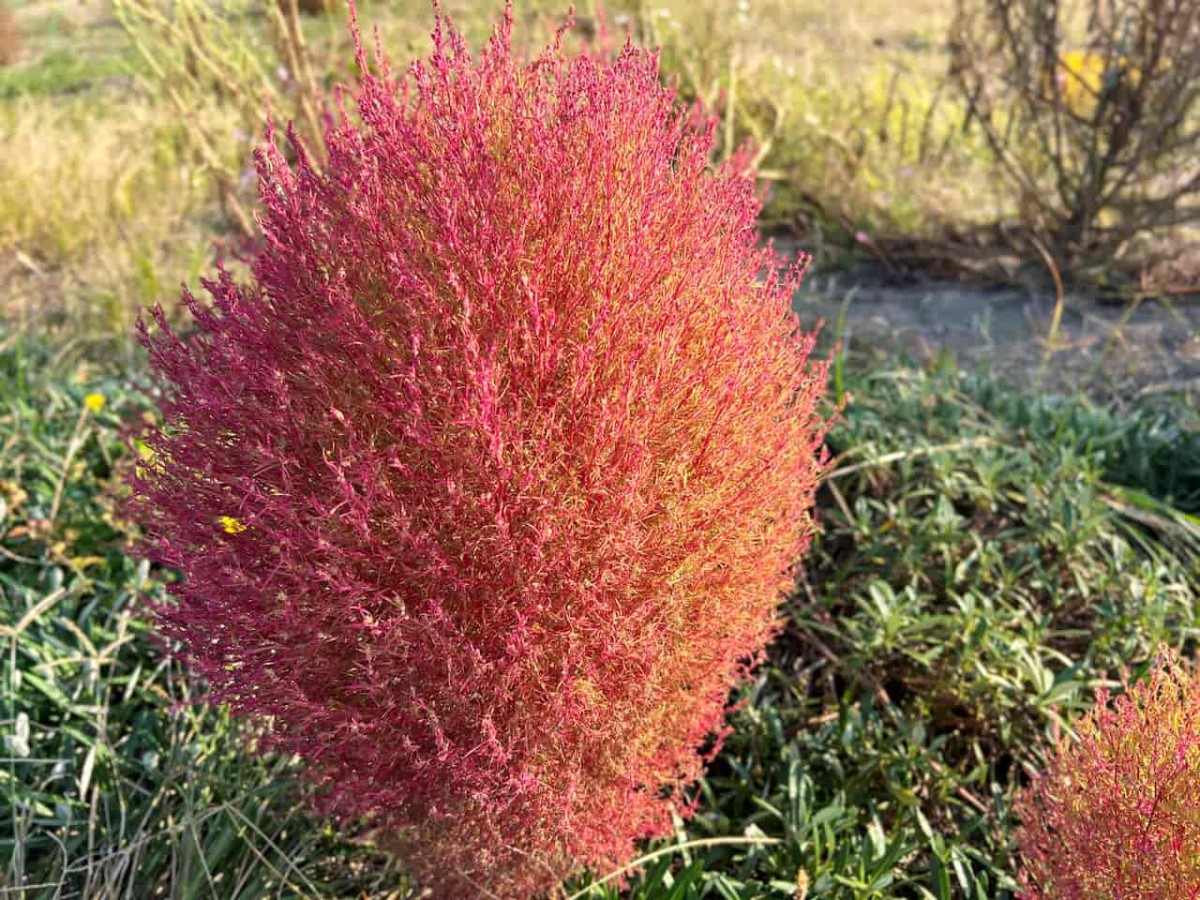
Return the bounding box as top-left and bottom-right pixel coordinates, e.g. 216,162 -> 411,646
84,393 -> 106,413
218,516 -> 248,535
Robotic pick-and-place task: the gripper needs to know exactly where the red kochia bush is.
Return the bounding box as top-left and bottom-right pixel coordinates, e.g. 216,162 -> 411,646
131,5 -> 828,895
1014,648 -> 1200,899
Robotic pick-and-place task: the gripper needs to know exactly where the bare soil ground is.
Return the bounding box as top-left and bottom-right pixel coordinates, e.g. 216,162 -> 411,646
792,264 -> 1200,404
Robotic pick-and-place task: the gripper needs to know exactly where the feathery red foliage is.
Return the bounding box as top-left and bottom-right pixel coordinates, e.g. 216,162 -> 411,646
130,5 -> 828,895
1015,648 -> 1200,900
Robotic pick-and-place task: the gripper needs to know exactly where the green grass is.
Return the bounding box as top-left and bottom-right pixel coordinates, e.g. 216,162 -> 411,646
0,46 -> 135,98
0,331 -> 408,897
3,328 -> 1196,897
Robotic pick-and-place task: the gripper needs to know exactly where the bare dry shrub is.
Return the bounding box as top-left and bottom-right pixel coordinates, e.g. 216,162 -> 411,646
950,0 -> 1200,275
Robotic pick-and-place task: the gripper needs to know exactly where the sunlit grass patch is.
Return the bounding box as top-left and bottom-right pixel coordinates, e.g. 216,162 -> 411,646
600,0 -> 1007,267
0,92 -> 241,357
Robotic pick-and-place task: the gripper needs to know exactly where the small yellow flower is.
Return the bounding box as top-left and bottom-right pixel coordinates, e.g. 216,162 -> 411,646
218,516 -> 248,535
84,393 -> 106,414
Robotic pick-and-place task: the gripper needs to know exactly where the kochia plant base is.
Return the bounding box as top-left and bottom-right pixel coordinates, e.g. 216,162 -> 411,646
131,4 -> 828,896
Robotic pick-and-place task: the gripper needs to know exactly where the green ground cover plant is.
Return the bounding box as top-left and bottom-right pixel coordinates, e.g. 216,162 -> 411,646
572,359 -> 1199,897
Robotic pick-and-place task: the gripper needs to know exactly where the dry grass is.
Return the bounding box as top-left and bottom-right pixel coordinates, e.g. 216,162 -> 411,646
1,0 -> 1159,357
584,0 -> 1006,263
327,0 -> 1005,250
0,90 -> 239,357
0,0 -> 249,355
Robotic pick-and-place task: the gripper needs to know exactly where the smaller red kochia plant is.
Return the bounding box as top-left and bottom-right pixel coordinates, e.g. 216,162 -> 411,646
1014,647 -> 1200,899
